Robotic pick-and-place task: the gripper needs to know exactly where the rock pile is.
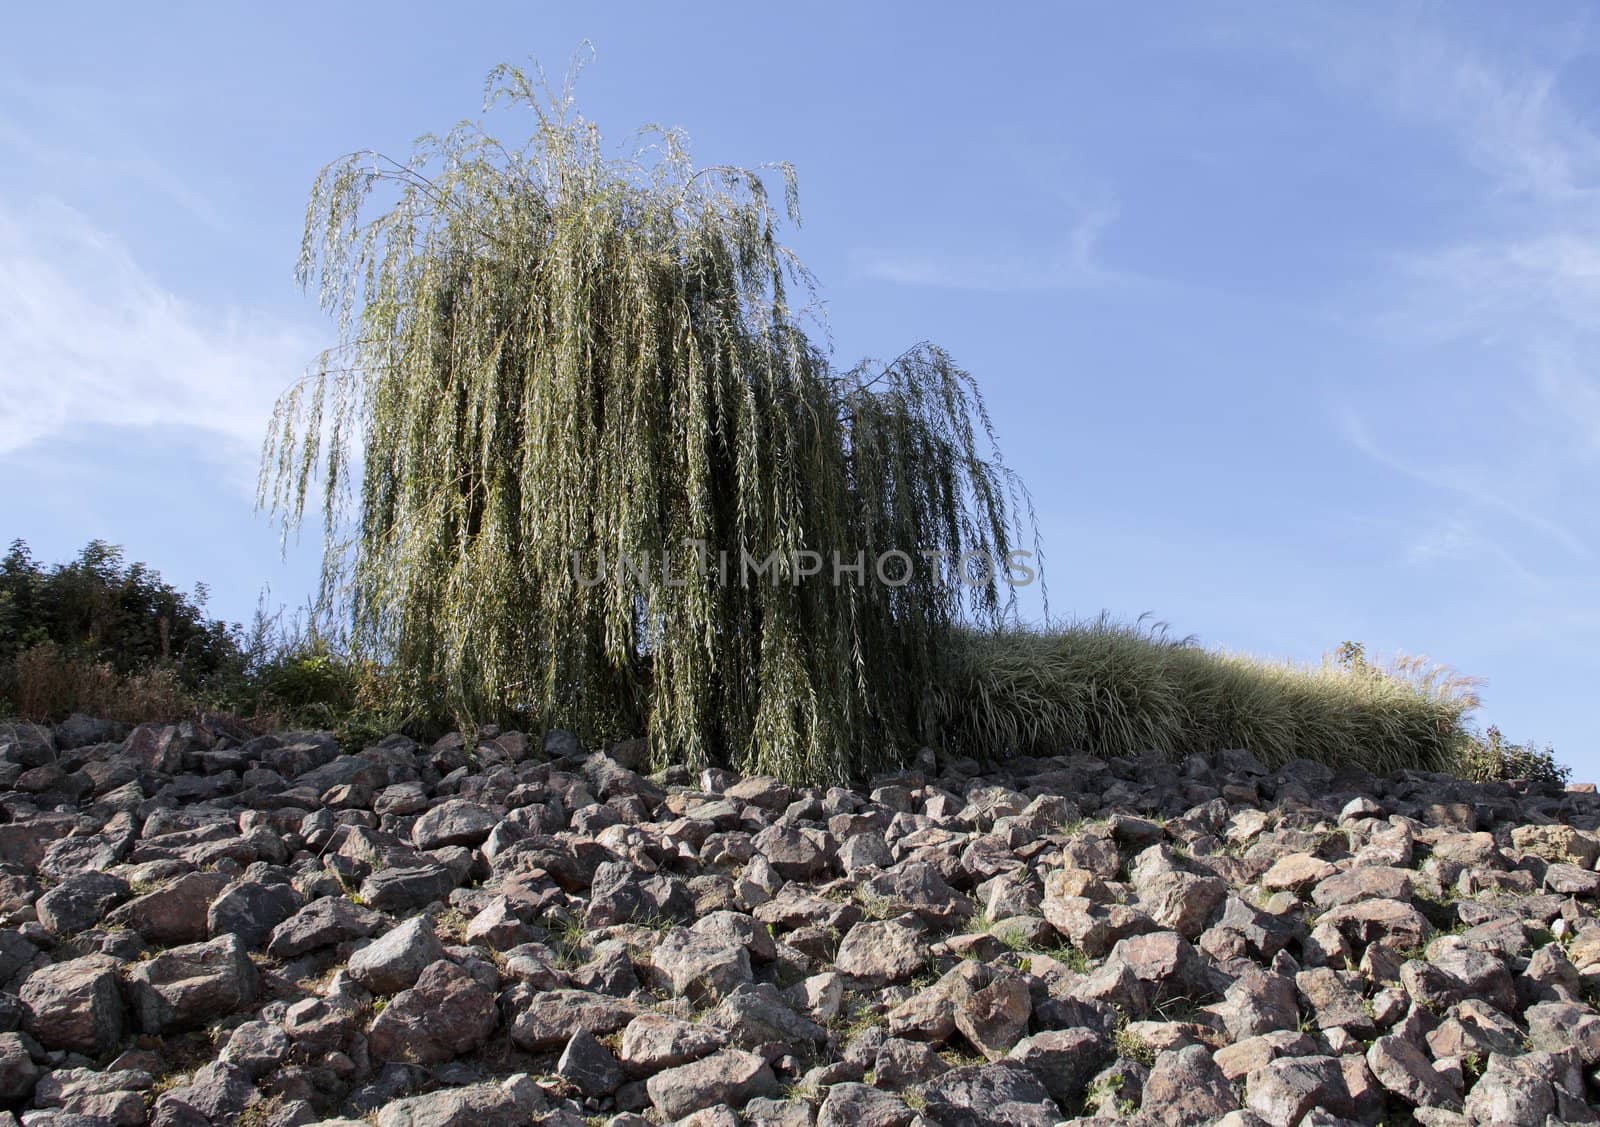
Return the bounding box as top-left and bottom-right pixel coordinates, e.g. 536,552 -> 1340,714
0,714 -> 1598,1126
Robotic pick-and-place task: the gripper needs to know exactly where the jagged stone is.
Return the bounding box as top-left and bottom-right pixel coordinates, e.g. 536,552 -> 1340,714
125,933 -> 258,1033
874,1035 -> 950,1088
557,1028 -> 626,1096
107,870 -> 231,944
816,1083 -> 912,1127
651,926 -> 753,1001
1006,1027 -> 1108,1107
504,987 -> 638,1051
1311,865 -> 1416,908
709,983 -> 826,1049
35,872 -> 131,934
368,960 -> 498,1063
646,1048 -> 780,1119
952,970 -> 1032,1060
149,1060 -> 257,1125
587,860 -> 695,927
1512,824 -> 1599,867
0,1032 -> 38,1103
219,1020 -> 290,1078
834,916 -> 929,984
1137,870 -> 1227,937
1367,1035 -> 1462,1110
1220,969 -> 1300,1039
373,1078 -> 533,1127
348,916 -> 447,994
411,799 -> 498,849
19,954 -> 126,1054
619,1012 -> 725,1074
1143,1045 -> 1240,1125
266,896 -> 384,958
206,878 -> 301,949
1244,1055 -> 1350,1127
360,863 -> 456,911
921,1060 -> 1062,1127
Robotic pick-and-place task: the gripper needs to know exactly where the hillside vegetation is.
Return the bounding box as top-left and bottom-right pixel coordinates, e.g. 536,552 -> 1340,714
0,539 -> 1566,786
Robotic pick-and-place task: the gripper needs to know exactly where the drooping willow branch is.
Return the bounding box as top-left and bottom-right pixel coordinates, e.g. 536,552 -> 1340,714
263,60 -> 1039,782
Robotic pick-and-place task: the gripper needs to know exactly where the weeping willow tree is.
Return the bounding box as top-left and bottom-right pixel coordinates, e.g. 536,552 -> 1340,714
263,61 -> 1035,782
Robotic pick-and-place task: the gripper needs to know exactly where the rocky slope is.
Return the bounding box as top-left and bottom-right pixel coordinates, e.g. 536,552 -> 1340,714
0,715 -> 1598,1126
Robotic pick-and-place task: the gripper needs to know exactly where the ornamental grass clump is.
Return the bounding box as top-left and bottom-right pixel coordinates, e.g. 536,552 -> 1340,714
932,619 -> 1480,774
262,61 -> 1033,782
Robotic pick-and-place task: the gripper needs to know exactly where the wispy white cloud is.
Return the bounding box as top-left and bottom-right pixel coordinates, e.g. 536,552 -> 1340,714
1301,8 -> 1600,202
1533,346 -> 1600,453
1404,514 -> 1550,589
1313,13 -> 1600,591
851,198 -> 1122,292
0,80 -> 232,232
1335,408 -> 1592,561
1388,235 -> 1600,352
0,197 -> 315,484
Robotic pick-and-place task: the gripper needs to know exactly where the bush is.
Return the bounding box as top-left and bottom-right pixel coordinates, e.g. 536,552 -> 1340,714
0,538 -> 240,723
0,540 -> 384,739
1454,726 -> 1569,787
239,639 -> 402,751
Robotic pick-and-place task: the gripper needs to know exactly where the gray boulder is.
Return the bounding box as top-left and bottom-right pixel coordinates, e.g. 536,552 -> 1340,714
349,916 -> 447,994
207,878 -> 301,949
19,953 -> 126,1054
266,896 -> 383,958
367,960 -> 498,1064
35,872 -> 131,934
125,933 -> 258,1033
412,800 -> 498,849
646,1048 -> 780,1120
920,1060 -> 1063,1127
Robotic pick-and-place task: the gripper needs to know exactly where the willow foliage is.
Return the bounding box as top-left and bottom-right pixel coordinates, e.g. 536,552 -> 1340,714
263,62 -> 1035,782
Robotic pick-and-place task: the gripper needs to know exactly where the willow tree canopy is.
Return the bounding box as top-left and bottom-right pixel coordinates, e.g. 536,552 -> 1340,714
263,62 -> 1036,782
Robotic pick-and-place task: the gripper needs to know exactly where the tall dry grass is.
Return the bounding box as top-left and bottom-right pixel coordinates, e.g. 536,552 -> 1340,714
931,618 -> 1479,774
8,641 -> 192,725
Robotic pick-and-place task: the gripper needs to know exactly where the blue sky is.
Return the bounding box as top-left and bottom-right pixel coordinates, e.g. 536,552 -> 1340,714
3,3 -> 1597,776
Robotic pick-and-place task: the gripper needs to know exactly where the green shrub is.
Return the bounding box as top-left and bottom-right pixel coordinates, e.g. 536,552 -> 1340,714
0,538 -> 242,723
204,605 -> 410,749
243,647 -> 404,752
4,538 -> 1562,789
250,648 -> 357,723
1454,726 -> 1569,787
